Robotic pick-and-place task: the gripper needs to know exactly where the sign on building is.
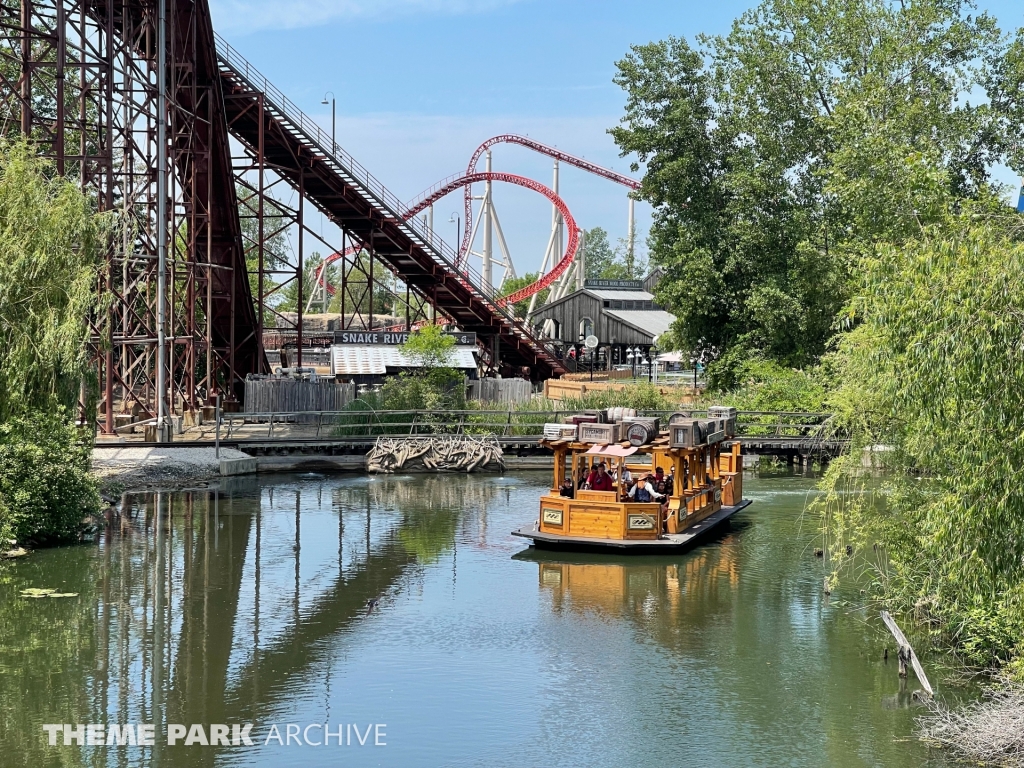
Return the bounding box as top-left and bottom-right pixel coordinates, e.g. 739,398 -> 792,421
333,331 -> 477,346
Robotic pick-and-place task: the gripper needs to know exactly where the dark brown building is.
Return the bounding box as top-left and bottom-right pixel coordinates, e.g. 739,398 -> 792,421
531,278 -> 675,368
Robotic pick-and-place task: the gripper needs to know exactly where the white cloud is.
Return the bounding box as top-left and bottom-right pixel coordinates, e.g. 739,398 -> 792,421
211,0 -> 525,35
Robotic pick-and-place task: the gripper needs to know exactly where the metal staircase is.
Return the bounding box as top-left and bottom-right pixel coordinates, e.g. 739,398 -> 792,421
214,34 -> 566,380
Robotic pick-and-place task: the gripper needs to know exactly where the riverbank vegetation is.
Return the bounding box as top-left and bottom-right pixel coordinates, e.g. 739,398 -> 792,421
614,0 -> 1024,673
0,139 -> 104,547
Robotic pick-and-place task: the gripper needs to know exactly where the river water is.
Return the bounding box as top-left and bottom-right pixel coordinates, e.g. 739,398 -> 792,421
0,470 -> 947,767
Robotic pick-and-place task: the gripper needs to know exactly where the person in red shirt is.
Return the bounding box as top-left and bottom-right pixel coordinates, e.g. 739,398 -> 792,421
586,462 -> 614,491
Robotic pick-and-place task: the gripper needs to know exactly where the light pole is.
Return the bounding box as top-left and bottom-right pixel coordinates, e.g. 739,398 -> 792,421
690,355 -> 698,389
321,92 -> 336,155
449,212 -> 460,263
649,343 -> 658,384
626,346 -> 636,379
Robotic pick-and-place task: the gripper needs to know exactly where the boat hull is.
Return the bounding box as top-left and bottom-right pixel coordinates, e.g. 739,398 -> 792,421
512,499 -> 752,554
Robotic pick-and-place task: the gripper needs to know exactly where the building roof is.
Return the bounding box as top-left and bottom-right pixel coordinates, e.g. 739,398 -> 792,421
586,289 -> 656,301
331,345 -> 477,376
604,309 -> 676,339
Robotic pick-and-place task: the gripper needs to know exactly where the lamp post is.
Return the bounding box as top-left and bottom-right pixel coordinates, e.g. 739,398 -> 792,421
690,355 -> 698,390
626,346 -> 636,379
449,212 -> 460,261
321,92 -> 336,155
649,342 -> 659,384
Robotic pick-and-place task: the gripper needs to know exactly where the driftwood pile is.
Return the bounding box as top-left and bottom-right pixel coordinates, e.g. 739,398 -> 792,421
919,676 -> 1024,767
366,435 -> 505,474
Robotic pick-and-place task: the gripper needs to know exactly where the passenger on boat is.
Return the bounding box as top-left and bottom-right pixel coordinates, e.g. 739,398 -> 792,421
653,467 -> 671,495
615,465 -> 633,486
628,475 -> 665,504
559,476 -> 575,498
586,462 -> 615,491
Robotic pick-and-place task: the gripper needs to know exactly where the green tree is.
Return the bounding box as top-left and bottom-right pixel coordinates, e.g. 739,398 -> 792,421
325,249 -> 398,317
0,139 -> 103,545
580,226 -> 646,280
499,272 -> 548,318
610,0 -> 1012,371
582,227 -> 621,279
820,220 -> 1024,666
401,325 -> 455,369
0,410 -> 99,545
278,251 -> 327,313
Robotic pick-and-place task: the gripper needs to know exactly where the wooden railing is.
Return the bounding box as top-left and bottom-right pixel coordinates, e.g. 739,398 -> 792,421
219,408 -> 840,443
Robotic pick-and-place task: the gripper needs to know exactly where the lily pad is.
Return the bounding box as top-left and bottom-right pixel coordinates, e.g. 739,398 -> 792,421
48,593 -> 79,598
20,588 -> 56,598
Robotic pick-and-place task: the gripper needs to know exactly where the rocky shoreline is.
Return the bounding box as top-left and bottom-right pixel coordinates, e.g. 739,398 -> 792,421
91,446 -> 254,492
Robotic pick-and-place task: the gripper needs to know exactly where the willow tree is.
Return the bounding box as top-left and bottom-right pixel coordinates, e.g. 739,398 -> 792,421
820,219 -> 1024,666
0,138 -> 106,420
0,139 -> 104,545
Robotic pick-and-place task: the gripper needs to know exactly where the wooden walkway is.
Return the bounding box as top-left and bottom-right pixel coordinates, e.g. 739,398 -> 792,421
94,409 -> 848,461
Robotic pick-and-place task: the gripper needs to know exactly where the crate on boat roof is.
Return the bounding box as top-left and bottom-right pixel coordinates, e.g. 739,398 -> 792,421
669,419 -> 705,448
544,423 -> 578,440
700,418 -> 727,445
708,406 -> 738,437
578,422 -> 621,444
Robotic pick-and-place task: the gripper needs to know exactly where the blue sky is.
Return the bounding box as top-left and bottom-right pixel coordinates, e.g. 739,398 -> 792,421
210,0 -> 1024,280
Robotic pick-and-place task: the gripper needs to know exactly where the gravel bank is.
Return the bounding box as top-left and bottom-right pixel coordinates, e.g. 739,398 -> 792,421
91,446 -> 253,490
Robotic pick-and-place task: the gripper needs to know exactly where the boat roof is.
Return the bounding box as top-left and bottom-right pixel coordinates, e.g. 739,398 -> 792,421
584,444 -> 638,458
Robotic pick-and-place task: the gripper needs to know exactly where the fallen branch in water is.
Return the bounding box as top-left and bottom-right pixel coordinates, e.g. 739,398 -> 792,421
881,610 -> 934,697
919,676 -> 1024,767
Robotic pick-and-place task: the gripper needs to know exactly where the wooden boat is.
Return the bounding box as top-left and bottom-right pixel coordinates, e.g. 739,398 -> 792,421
512,426 -> 751,553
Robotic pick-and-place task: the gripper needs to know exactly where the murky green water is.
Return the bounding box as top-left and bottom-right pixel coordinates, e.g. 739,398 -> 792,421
0,471 -> 951,767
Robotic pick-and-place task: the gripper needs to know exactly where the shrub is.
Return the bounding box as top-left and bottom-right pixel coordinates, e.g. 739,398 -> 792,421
0,410 -> 100,545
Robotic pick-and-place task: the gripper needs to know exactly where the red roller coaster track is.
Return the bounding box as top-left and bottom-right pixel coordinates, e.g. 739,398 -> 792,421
313,171 -> 579,307
312,135 -> 639,311
460,135 -> 641,267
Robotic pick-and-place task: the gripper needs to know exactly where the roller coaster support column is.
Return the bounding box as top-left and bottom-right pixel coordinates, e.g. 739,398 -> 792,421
482,150 -> 493,292
577,226 -> 585,290
628,197 -> 635,270
155,0 -> 170,443
527,159 -> 562,320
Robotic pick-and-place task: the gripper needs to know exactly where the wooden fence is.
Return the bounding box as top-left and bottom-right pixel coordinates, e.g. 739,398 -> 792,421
468,377 -> 534,404
243,377 -> 356,414
543,378 -> 698,403
562,370 -> 634,382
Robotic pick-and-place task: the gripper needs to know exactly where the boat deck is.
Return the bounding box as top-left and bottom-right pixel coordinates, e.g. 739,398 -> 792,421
512,499 -> 753,553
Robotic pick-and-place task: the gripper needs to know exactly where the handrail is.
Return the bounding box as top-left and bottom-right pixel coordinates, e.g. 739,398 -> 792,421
218,408 -> 840,442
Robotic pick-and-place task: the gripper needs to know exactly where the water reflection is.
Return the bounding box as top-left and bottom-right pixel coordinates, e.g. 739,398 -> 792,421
0,472 -> 946,768
0,474 -> 503,768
